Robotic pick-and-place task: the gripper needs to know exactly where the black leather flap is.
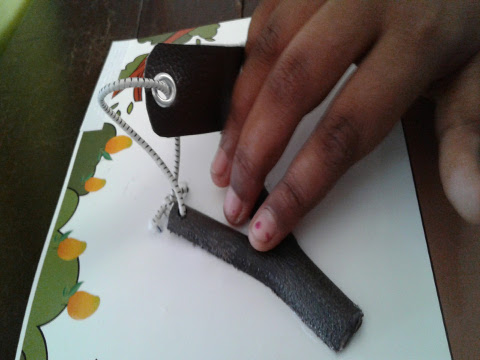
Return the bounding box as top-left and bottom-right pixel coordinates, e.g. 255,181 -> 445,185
145,43 -> 244,137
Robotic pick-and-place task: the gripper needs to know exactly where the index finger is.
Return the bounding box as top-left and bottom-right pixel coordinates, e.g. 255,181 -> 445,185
224,1 -> 379,225
211,0 -> 323,188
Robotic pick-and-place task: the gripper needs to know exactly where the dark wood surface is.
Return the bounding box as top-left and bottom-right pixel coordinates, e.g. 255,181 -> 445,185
0,1 -> 478,359
138,0 -> 242,37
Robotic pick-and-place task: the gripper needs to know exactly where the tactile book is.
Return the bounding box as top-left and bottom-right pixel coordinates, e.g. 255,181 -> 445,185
16,18 -> 450,359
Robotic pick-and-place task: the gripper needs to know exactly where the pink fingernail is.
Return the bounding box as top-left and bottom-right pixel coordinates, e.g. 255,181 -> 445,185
211,148 -> 228,178
250,210 -> 276,244
224,187 -> 243,224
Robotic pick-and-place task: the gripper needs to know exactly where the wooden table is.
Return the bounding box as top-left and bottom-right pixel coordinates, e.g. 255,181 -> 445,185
0,1 -> 478,359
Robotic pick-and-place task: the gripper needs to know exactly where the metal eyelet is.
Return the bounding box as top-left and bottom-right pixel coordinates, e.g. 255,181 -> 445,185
152,73 -> 176,108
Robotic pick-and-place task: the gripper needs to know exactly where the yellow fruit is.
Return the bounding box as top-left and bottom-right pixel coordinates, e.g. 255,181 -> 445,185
105,135 -> 132,154
57,238 -> 86,260
67,291 -> 100,320
84,177 -> 106,192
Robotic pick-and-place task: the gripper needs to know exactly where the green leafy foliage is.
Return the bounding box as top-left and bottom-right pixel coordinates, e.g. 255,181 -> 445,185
118,54 -> 148,79
53,189 -> 78,233
22,123 -> 116,359
137,24 -> 219,45
102,150 -> 112,161
138,32 -> 175,45
68,123 -> 116,196
64,281 -> 83,299
189,24 -> 219,42
53,230 -> 72,244
22,233 -> 80,360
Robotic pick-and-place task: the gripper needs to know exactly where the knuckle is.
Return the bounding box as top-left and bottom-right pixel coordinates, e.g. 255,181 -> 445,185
317,111 -> 360,172
221,95 -> 250,154
220,118 -> 241,155
394,3 -> 458,49
277,174 -> 311,217
248,20 -> 283,62
218,130 -> 236,156
245,37 -> 256,57
266,51 -> 311,108
412,12 -> 441,41
227,97 -> 246,130
232,147 -> 262,185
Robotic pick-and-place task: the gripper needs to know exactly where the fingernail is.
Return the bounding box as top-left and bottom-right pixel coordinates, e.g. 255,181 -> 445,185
250,209 -> 276,244
224,187 -> 244,224
211,148 -> 228,178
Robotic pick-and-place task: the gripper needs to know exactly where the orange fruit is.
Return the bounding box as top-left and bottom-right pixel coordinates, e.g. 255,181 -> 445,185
84,177 -> 106,192
105,135 -> 132,154
67,291 -> 100,320
57,238 -> 86,260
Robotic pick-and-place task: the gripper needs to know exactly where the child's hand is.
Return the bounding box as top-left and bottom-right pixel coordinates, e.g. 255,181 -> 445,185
211,0 -> 480,251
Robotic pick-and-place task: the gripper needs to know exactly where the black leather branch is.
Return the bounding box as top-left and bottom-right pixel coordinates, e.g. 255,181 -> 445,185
167,200 -> 363,351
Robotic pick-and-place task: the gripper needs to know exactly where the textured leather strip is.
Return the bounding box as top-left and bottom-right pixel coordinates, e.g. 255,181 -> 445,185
167,202 -> 363,351
145,43 -> 244,137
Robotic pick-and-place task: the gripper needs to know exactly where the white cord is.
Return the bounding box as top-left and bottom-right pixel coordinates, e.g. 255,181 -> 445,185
97,77 -> 187,219
173,136 -> 180,180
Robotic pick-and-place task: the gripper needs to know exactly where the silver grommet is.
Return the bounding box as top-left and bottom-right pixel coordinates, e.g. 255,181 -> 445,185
152,73 -> 176,108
